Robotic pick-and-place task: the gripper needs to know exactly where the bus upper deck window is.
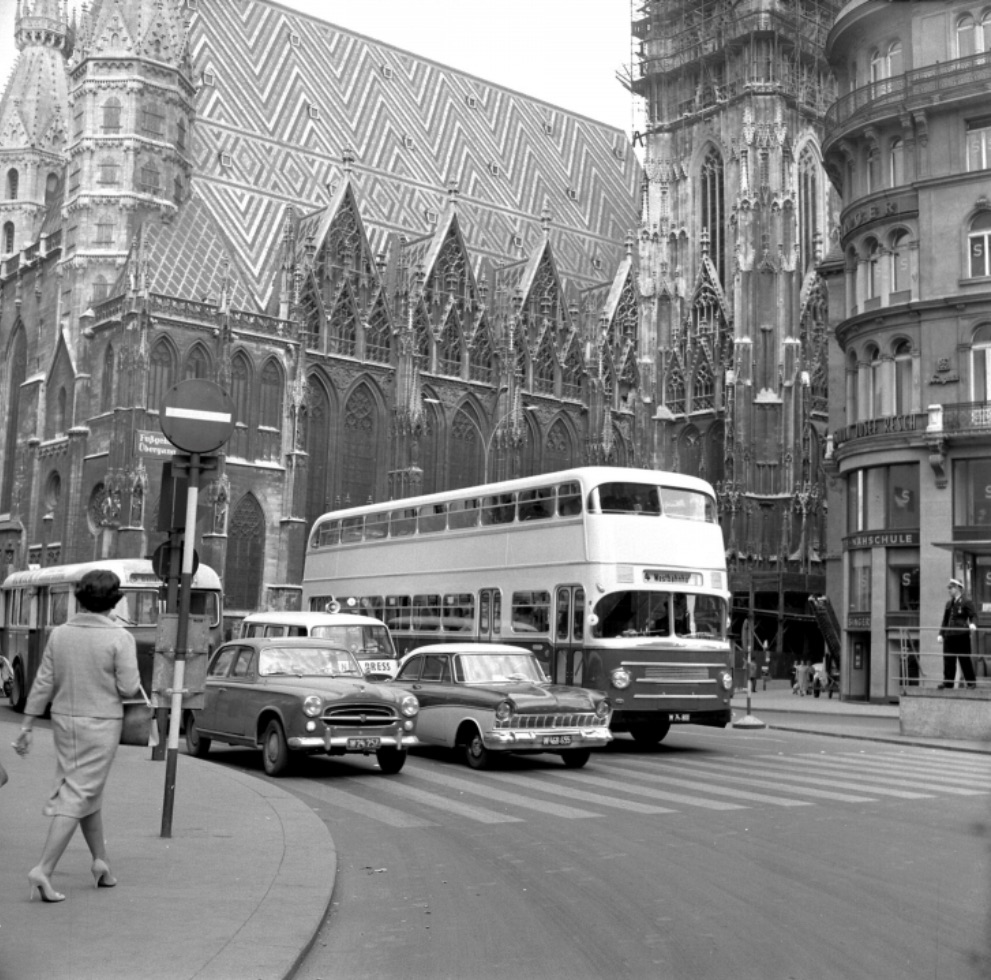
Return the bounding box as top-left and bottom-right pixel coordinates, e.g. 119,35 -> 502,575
390,508 -> 416,537
661,488 -> 712,522
557,482 -> 582,516
341,516 -> 364,543
317,520 -> 341,547
365,512 -> 389,539
449,497 -> 480,529
519,487 -> 553,521
480,493 -> 516,525
418,503 -> 447,534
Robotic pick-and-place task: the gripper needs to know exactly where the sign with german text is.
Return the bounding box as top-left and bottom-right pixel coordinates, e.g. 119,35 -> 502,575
136,430 -> 175,458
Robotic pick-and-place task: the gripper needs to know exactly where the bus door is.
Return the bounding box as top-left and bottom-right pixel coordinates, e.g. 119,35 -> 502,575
478,589 -> 502,642
553,586 -> 585,686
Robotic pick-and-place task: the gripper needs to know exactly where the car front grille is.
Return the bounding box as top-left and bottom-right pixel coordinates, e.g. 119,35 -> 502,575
323,705 -> 398,728
498,712 -> 601,730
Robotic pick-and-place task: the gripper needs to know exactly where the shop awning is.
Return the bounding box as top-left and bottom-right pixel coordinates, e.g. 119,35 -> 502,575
932,540 -> 991,554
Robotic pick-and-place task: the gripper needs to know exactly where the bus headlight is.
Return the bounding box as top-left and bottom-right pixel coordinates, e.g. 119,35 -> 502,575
719,671 -> 733,691
303,696 -> 323,717
495,699 -> 512,721
400,694 -> 419,717
611,668 -> 632,690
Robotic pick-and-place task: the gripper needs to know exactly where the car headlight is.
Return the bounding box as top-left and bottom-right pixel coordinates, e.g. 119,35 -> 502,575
400,694 -> 419,717
495,699 -> 512,721
720,671 -> 734,691
611,668 -> 632,690
594,698 -> 611,719
303,695 -> 323,717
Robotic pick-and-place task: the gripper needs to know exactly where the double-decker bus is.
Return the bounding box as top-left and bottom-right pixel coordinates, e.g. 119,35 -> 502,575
1,559 -> 224,712
301,467 -> 733,745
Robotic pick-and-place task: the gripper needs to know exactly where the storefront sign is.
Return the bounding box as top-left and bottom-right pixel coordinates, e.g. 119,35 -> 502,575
136,430 -> 175,458
844,531 -> 919,549
833,413 -> 921,445
847,613 -> 871,630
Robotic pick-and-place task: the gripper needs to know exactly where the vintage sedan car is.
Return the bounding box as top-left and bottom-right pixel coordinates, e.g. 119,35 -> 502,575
184,638 -> 419,776
391,643 -> 612,769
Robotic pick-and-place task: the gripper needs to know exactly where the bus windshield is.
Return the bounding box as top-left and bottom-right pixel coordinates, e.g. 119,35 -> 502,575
112,590 -> 160,627
591,482 -> 714,521
591,591 -> 727,640
309,623 -> 397,660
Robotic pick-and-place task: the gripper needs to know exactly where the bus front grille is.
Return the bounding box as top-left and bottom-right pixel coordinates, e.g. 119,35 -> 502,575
641,666 -> 710,682
323,705 -> 398,728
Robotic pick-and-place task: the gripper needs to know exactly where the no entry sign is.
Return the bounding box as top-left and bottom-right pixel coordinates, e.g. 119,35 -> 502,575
159,380 -> 236,454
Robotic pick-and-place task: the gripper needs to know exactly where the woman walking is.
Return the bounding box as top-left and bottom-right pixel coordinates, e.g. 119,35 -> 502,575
13,569 -> 140,903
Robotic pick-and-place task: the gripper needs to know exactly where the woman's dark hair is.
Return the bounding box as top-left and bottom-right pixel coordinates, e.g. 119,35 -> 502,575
75,569 -> 124,613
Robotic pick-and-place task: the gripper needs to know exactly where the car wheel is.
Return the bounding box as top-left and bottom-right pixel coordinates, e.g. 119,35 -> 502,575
261,719 -> 291,776
561,748 -> 591,769
629,716 -> 671,748
10,660 -> 26,712
184,712 -> 211,758
464,729 -> 492,770
376,747 -> 407,774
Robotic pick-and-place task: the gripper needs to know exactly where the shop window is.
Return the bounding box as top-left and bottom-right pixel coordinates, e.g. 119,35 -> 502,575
888,561 -> 920,613
849,549 -> 872,612
887,463 -> 919,529
966,119 -> 991,171
952,457 -> 991,525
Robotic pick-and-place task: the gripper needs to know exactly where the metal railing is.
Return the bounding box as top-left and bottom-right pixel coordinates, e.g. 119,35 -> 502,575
888,626 -> 990,696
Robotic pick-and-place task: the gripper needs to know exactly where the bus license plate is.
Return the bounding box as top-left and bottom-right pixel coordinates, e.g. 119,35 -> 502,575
347,737 -> 380,751
542,734 -> 572,746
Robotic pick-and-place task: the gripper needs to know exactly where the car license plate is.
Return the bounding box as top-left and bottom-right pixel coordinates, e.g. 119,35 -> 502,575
363,662 -> 392,674
346,737 -> 381,751
542,734 -> 572,746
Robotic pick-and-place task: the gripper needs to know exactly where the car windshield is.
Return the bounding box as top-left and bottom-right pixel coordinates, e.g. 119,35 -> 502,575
309,624 -> 397,660
258,646 -> 362,677
457,653 -> 547,684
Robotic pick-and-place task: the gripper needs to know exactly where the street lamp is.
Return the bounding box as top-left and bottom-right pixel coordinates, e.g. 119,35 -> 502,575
483,404 -> 536,484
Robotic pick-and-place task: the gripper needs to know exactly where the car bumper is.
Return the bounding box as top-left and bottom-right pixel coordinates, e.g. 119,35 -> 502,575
483,726 -> 612,751
288,733 -> 421,750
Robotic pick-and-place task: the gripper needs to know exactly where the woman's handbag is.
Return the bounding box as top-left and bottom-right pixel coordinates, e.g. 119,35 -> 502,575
120,683 -> 154,746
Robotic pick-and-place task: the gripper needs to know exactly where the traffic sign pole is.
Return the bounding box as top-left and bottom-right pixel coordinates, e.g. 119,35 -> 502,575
161,453 -> 201,839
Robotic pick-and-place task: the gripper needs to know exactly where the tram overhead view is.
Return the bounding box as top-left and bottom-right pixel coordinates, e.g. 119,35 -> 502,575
302,467 -> 733,745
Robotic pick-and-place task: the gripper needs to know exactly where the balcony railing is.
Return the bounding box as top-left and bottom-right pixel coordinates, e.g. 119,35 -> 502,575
939,400 -> 991,436
825,51 -> 991,138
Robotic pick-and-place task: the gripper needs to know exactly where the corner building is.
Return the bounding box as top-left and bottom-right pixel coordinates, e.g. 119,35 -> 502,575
630,0 -> 841,672
821,0 -> 991,698
0,1 -> 640,618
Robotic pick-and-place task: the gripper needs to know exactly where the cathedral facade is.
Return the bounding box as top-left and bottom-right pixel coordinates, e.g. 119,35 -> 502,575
0,1 -> 641,615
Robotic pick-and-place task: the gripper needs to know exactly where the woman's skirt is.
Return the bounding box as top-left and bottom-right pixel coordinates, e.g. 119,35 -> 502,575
44,714 -> 122,818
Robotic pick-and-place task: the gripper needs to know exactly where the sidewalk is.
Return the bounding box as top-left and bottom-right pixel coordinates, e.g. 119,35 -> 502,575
731,680 -> 991,754
0,714 -> 336,980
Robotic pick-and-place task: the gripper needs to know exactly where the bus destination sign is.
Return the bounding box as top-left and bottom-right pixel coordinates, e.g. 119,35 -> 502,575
644,570 -> 700,585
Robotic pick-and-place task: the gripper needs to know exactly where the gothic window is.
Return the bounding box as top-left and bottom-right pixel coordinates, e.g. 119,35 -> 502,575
679,426 -> 701,477
342,385 -> 378,505
3,222 -> 14,254
101,343 -> 115,412
1,328 -> 26,511
890,230 -> 910,293
102,98 -> 121,133
98,160 -> 119,186
468,328 -> 494,384
520,415 -> 538,477
561,339 -> 582,399
544,419 -> 574,471
698,146 -> 725,284
608,426 -> 628,467
533,329 -> 556,394
229,352 -> 251,459
894,340 -> 913,415
364,298 -> 391,364
449,407 -> 483,489
139,164 -> 160,196
92,274 -> 109,303
224,495 -> 265,611
798,145 -> 820,275
438,312 -> 463,377
184,344 -> 211,380
304,377 -> 331,526
55,387 -> 67,435
148,339 -> 176,413
45,173 -> 58,206
693,358 -> 715,412
667,365 -> 685,415
95,221 -> 115,245
259,359 -> 282,428
141,100 -> 166,136
5,169 -> 17,200
177,118 -> 186,151
413,308 -> 431,366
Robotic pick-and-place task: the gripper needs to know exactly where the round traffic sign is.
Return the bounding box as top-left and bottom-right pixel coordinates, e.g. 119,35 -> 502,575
159,380 -> 236,454
151,542 -> 199,579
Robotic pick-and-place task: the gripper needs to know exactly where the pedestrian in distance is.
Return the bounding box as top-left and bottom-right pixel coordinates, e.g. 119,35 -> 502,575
748,657 -> 758,693
13,569 -> 141,903
937,578 -> 978,689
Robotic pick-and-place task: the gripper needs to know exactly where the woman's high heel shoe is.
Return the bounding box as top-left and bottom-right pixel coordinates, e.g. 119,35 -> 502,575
91,859 -> 116,889
27,868 -> 65,903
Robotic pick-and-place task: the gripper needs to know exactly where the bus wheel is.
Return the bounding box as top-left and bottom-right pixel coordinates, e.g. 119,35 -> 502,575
9,660 -> 26,712
629,717 -> 671,748
376,747 -> 407,774
184,713 -> 211,758
561,749 -> 591,769
464,729 -> 492,770
261,719 -> 291,777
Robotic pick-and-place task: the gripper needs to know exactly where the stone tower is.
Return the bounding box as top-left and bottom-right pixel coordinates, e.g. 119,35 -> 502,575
0,0 -> 73,257
629,0 -> 841,663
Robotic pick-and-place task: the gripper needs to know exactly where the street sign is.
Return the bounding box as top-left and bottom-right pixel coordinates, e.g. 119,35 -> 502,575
159,379 -> 236,454
151,541 -> 198,579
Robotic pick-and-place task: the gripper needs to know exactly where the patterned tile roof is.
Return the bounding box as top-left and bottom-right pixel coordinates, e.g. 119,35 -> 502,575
167,0 -> 640,313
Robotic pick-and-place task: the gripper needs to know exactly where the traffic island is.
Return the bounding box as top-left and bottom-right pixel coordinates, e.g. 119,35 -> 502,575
899,688 -> 991,740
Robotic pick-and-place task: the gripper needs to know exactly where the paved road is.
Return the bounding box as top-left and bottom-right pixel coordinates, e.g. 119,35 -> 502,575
199,726 -> 991,980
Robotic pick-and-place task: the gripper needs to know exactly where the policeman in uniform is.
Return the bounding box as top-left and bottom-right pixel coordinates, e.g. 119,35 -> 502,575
937,578 -> 977,689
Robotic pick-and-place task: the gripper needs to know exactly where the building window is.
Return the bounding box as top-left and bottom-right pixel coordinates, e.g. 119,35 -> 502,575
966,119 -> 991,171
890,230 -> 909,292
92,275 -> 109,305
866,148 -> 880,193
866,344 -> 883,418
5,168 -> 17,200
972,323 -> 991,400
177,118 -> 186,151
224,494 -> 265,610
698,146 -> 725,285
148,339 -> 176,412
889,137 -> 904,186
140,100 -> 165,136
95,222 -> 114,245
888,558 -> 920,613
798,144 -> 820,274
869,47 -> 883,83
887,40 -> 903,77
101,343 -> 115,411
957,14 -> 977,58
102,98 -> 121,133
849,549 -> 872,613
847,469 -> 864,533
893,340 -> 912,414
2,221 -> 13,253
969,211 -> 991,277
184,344 -> 211,380
98,160 -> 119,186
139,165 -> 160,195
865,238 -> 880,298
887,463 -> 919,529
954,457 -> 991,525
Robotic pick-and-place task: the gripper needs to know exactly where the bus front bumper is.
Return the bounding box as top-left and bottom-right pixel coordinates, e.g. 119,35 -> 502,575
483,726 -> 612,751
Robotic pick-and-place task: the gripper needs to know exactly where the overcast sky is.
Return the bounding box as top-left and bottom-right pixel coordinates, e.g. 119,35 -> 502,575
0,0 -> 638,134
